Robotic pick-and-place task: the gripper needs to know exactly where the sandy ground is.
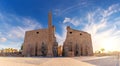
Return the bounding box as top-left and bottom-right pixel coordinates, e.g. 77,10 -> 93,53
0,56 -> 118,66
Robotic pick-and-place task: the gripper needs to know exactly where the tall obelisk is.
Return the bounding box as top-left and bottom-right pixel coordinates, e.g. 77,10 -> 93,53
47,11 -> 53,56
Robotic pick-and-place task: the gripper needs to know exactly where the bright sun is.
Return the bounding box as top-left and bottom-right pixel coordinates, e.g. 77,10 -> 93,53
102,39 -> 116,52
103,43 -> 114,51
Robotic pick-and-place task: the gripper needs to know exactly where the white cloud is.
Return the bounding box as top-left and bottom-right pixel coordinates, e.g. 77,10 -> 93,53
84,4 -> 120,52
63,17 -> 81,26
63,17 -> 71,23
8,18 -> 42,39
0,37 -> 7,42
55,25 -> 67,45
22,18 -> 42,29
0,12 -> 42,39
53,0 -> 92,16
104,4 -> 120,17
61,4 -> 120,52
0,41 -> 22,50
0,12 -> 42,49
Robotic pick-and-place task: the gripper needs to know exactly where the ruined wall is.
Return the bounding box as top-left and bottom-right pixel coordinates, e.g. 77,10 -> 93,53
63,26 -> 93,57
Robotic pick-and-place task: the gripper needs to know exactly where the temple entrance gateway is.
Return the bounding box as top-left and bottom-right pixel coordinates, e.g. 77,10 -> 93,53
22,12 -> 93,57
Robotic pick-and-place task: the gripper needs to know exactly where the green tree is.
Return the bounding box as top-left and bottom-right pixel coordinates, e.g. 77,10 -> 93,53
100,48 -> 105,53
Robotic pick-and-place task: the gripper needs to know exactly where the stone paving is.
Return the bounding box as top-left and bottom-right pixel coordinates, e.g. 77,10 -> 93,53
73,56 -> 119,66
0,56 -> 118,66
0,57 -> 51,66
40,58 -> 95,66
0,57 -> 95,66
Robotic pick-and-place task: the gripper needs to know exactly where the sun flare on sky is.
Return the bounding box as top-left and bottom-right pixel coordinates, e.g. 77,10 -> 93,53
101,38 -> 119,52
103,41 -> 115,52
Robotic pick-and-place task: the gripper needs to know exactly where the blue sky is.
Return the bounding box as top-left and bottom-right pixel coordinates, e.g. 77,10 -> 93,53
0,0 -> 120,52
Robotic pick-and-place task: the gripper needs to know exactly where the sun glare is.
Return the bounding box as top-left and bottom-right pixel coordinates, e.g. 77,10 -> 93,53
102,39 -> 116,52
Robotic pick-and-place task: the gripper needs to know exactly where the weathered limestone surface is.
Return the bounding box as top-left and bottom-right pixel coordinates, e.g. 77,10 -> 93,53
22,12 -> 58,57
63,26 -> 93,57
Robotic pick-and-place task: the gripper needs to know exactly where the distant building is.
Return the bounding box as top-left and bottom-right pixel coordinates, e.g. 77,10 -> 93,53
63,26 -> 93,57
1,48 -> 18,53
58,45 -> 62,56
0,48 -> 20,56
22,12 -> 58,57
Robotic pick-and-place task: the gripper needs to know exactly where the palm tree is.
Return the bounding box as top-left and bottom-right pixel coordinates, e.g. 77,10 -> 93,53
100,48 -> 105,53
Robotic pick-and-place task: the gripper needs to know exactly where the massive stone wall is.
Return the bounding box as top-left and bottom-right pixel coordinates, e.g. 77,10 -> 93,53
22,12 -> 58,57
63,26 -> 93,57
22,27 -> 58,57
